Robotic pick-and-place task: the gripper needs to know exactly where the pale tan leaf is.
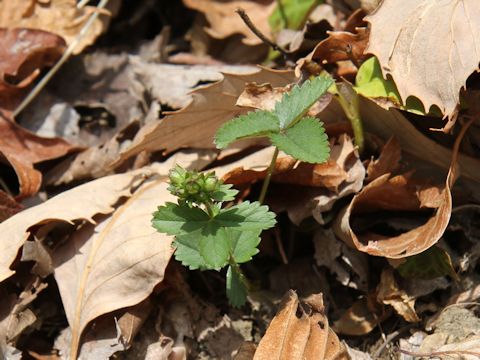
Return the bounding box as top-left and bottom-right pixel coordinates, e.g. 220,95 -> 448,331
0,0 -> 111,54
183,0 -> 275,46
365,0 -> 480,120
53,178 -> 175,359
0,171 -> 141,282
116,68 -> 295,164
254,290 -> 348,360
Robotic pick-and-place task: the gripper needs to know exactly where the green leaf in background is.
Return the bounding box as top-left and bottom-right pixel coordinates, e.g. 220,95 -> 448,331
355,56 -> 442,116
216,201 -> 277,231
274,74 -> 333,129
152,202 -> 210,236
227,229 -> 262,263
269,117 -> 330,163
226,265 -> 248,307
269,0 -> 322,32
397,246 -> 458,281
174,234 -> 208,270
214,110 -> 279,149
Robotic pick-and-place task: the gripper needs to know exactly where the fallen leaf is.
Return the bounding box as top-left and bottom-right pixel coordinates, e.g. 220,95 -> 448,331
0,0 -> 110,54
376,268 -> 420,323
0,28 -> 66,114
0,169 -> 142,283
0,191 -> 23,223
366,137 -> 401,181
0,116 -> 74,198
254,290 -> 348,360
365,0 -> 480,123
183,0 -> 276,46
116,68 -> 295,164
333,171 -> 452,258
236,82 -> 288,111
332,295 -> 388,336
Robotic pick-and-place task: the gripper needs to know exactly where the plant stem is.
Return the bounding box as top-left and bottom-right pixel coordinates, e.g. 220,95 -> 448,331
331,82 -> 365,154
259,147 -> 279,204
275,0 -> 289,29
204,201 -> 215,218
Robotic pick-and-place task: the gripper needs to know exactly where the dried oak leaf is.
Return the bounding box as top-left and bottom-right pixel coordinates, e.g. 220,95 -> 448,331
365,0 -> 480,124
183,0 -> 275,46
366,137 -> 401,181
0,28 -> 66,114
0,116 -> 74,198
116,68 -> 294,164
0,0 -> 109,54
333,169 -> 453,258
254,290 -> 348,360
0,191 -> 23,223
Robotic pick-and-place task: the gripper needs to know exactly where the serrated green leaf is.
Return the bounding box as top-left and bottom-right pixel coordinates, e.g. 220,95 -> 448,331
198,225 -> 231,270
226,229 -> 261,263
269,117 -> 329,163
211,183 -> 239,202
216,201 -> 276,231
226,265 -> 248,307
275,74 -> 333,129
214,110 -> 280,149
269,0 -> 322,32
174,234 -> 208,270
152,202 -> 210,236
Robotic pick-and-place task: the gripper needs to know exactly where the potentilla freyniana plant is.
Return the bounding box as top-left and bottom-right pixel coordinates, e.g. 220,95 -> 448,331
152,74 -> 333,306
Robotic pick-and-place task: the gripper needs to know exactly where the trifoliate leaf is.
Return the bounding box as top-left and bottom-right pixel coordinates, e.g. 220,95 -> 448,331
197,225 -> 231,270
152,202 -> 210,236
269,117 -> 329,163
216,201 -> 276,231
274,74 -> 333,129
227,229 -> 261,263
211,183 -> 239,202
226,265 -> 248,307
174,234 -> 208,270
268,0 -> 321,32
214,110 -> 279,149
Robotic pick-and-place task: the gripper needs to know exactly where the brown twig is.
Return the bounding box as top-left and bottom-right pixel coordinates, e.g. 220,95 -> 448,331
235,8 -> 289,57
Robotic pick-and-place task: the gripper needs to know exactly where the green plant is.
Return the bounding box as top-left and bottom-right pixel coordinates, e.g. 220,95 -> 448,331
152,75 -> 333,306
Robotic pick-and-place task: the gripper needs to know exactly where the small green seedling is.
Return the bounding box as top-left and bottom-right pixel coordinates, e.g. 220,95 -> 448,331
152,75 -> 333,306
152,166 -> 276,306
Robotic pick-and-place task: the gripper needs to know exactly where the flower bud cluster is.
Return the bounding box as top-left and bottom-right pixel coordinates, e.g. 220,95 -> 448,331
168,165 -> 221,206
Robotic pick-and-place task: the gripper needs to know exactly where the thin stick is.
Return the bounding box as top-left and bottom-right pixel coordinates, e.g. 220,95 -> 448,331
235,8 -> 288,57
399,348 -> 480,358
259,147 -> 279,204
13,0 -> 111,118
77,0 -> 91,8
274,227 -> 288,264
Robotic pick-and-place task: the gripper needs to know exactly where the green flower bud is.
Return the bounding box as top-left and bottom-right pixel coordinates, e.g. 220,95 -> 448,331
185,182 -> 200,194
204,177 -> 218,192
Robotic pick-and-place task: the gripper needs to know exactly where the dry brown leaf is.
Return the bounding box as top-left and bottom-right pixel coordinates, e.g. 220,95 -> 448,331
116,68 -> 295,164
0,191 -> 23,223
236,82 -> 288,111
183,0 -> 275,46
0,28 -> 66,114
366,137 -> 401,181
376,268 -> 420,323
0,170 -> 142,282
0,0 -> 110,54
333,295 -> 387,336
254,290 -> 348,360
0,116 -> 74,198
365,0 -> 480,123
333,171 -> 453,258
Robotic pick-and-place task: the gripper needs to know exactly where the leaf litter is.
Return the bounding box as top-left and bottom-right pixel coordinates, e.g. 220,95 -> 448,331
1,1 -> 480,359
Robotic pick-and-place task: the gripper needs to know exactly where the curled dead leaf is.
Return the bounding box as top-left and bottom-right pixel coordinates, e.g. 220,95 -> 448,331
254,290 -> 348,360
366,137 -> 401,181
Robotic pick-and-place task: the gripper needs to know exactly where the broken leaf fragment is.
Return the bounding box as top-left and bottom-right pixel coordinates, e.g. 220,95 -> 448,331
254,290 -> 348,360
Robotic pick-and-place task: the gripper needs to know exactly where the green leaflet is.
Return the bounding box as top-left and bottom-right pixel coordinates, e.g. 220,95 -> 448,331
215,110 -> 279,149
274,74 -> 333,129
226,265 -> 248,307
269,117 -> 330,163
215,201 -> 277,231
174,234 -> 208,270
152,202 -> 210,236
269,0 -> 322,32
